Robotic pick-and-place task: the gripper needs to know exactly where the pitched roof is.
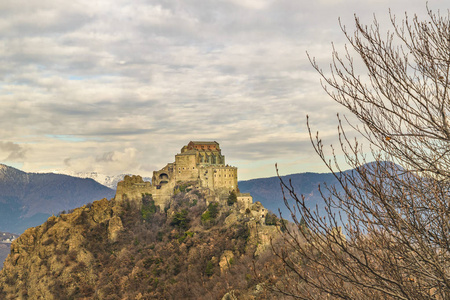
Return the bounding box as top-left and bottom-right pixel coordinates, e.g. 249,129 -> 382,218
189,141 -> 219,145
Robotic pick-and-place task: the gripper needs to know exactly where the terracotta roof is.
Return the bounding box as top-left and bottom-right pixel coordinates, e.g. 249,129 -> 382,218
189,141 -> 219,145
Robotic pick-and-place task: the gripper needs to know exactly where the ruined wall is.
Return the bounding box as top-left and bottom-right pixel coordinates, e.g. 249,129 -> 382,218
152,163 -> 174,187
114,175 -> 153,208
115,175 -> 172,209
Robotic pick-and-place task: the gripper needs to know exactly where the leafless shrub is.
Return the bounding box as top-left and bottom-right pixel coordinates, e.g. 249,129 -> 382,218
274,6 -> 450,300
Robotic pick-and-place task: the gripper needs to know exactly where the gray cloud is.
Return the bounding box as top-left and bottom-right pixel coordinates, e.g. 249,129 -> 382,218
64,158 -> 71,166
96,151 -> 115,163
0,0 -> 446,178
0,142 -> 27,161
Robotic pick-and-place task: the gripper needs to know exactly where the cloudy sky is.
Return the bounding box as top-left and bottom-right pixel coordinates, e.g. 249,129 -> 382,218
0,0 -> 446,180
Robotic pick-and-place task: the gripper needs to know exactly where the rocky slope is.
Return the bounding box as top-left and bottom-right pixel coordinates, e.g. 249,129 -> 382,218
0,184 -> 286,299
0,164 -> 115,234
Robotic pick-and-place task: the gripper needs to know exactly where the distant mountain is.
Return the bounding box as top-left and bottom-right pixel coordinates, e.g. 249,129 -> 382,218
238,161 -> 402,222
51,171 -> 151,189
239,172 -> 341,220
0,231 -> 18,269
0,164 -> 115,234
67,172 -> 132,189
0,245 -> 8,271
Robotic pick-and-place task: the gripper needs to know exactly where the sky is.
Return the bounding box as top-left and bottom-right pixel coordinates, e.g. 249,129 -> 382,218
0,0 -> 447,180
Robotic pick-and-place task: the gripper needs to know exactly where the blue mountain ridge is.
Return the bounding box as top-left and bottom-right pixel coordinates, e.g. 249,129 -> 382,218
0,164 -> 115,234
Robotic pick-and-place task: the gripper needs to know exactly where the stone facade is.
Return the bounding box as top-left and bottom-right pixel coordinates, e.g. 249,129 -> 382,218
115,141 -> 246,209
237,193 -> 252,211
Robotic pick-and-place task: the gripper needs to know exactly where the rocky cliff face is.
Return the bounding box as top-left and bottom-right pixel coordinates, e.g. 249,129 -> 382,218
0,198 -> 123,299
0,184 -> 285,299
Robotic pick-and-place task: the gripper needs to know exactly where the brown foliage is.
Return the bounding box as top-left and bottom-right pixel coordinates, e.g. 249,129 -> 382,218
1,186 -> 284,299
273,6 -> 450,300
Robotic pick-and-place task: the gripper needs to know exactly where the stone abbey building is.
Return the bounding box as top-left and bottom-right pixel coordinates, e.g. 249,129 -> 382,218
152,141 -> 238,191
115,141 -> 248,209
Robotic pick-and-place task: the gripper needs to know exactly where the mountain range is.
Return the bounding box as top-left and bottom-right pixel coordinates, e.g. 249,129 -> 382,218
0,164 -> 115,234
238,172 -> 341,220
0,163 -> 345,236
0,162 -> 353,274
52,171 -> 151,189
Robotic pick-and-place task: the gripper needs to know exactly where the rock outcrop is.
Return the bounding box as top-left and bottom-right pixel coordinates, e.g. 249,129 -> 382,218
0,184 -> 284,299
0,198 -> 123,299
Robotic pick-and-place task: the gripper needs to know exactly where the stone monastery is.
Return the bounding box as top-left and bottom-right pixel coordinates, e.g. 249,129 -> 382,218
115,141 -> 254,210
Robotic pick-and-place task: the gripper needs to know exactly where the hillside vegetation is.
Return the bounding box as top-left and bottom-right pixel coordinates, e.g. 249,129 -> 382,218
0,185 -> 286,299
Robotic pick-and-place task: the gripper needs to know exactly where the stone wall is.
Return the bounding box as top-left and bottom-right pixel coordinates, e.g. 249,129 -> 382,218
115,175 -> 153,208
237,193 -> 252,211
174,152 -> 198,182
152,163 -> 174,187
212,166 -> 238,190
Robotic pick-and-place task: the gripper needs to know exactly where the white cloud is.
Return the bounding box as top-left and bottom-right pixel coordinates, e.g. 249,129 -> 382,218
0,0 -> 446,179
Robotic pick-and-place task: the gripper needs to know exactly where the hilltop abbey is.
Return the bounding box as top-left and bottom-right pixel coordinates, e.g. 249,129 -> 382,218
115,141 -> 253,209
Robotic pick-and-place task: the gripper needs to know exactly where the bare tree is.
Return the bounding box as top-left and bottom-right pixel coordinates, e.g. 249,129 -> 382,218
271,7 -> 450,300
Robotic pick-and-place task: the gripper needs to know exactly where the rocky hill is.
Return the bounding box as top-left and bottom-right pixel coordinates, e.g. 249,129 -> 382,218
0,184 -> 286,299
0,164 -> 115,234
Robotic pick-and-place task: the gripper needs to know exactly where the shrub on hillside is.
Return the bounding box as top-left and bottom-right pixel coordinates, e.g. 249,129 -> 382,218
227,191 -> 237,206
141,193 -> 156,220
